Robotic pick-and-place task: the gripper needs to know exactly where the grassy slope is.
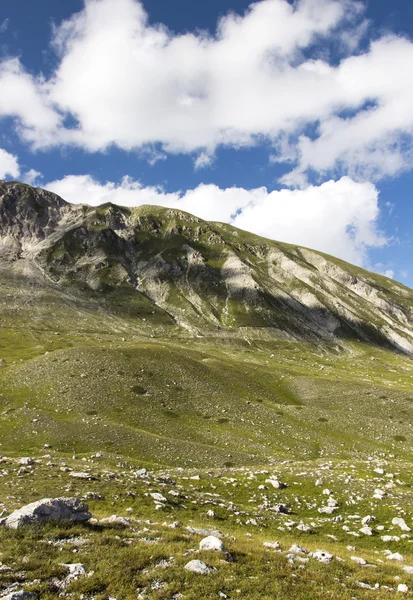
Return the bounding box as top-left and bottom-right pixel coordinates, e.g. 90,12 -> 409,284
1,194 -> 413,597
1,281 -> 413,597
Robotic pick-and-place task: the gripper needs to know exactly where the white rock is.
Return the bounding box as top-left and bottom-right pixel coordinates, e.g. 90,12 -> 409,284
311,550 -> 333,564
403,566 -> 413,574
61,563 -> 86,581
265,478 -> 286,489
318,506 -> 337,514
360,526 -> 373,536
289,545 -> 308,555
69,472 -> 93,480
362,515 -> 376,525
150,493 -> 167,503
18,458 -> 34,466
199,536 -> 225,552
398,584 -> 409,593
0,498 -> 91,529
184,560 -> 214,574
387,552 -> 404,561
392,518 -> 411,532
99,515 -> 130,526
351,556 -> 367,565
297,523 -> 312,533
264,541 -> 280,549
322,489 -> 332,495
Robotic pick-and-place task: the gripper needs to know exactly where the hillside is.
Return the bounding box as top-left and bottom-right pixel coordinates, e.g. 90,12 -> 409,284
1,180 -> 413,599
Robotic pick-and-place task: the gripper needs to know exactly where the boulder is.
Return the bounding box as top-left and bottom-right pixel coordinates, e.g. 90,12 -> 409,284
0,498 -> 91,529
199,536 -> 225,552
184,560 -> 214,575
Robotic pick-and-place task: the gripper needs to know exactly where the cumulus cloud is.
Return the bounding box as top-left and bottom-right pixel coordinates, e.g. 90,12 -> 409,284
1,0 -> 413,183
45,174 -> 385,266
0,148 -> 19,179
22,169 -> 43,186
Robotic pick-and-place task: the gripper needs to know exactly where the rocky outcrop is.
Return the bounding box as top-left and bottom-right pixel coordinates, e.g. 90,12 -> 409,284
0,497 -> 91,529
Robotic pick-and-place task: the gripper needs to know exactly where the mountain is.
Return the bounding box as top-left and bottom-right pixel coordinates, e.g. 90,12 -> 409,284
2,181 -> 413,599
1,179 -> 413,354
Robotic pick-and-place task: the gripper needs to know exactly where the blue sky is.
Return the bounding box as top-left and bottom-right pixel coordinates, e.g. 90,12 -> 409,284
0,0 -> 412,285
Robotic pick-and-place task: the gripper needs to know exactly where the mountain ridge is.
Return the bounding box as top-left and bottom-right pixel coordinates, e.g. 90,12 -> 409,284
1,179 -> 413,354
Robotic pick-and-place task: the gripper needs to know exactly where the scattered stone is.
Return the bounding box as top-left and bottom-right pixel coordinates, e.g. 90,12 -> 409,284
265,478 -> 287,489
69,472 -> 94,480
387,553 -> 404,561
187,527 -> 222,537
392,518 -> 411,532
289,545 -> 308,555
135,469 -> 149,478
362,515 -> 376,525
264,541 -> 280,549
61,563 -> 86,582
398,584 -> 409,593
351,556 -> 367,565
150,493 -> 167,503
100,515 -> 130,527
18,458 -> 34,466
310,550 -> 333,564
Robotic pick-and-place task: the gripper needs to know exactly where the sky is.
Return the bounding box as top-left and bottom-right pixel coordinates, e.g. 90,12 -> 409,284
0,0 -> 412,286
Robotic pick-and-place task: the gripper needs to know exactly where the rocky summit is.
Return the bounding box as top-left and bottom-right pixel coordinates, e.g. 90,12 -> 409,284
1,181 -> 413,599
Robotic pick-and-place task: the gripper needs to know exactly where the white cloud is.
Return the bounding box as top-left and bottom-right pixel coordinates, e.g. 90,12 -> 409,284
45,174 -> 384,266
0,18 -> 9,34
22,169 -> 43,186
194,152 -> 214,170
0,0 -> 412,183
0,148 -> 19,179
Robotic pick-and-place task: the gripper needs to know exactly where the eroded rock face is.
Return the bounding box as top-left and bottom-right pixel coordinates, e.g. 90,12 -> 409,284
0,498 -> 91,529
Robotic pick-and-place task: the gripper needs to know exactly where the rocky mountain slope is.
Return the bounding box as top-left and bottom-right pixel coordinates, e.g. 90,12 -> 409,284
2,182 -> 413,599
1,180 -> 413,353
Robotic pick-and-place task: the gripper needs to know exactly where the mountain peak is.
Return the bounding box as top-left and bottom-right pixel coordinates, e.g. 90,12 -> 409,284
1,180 -> 412,354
